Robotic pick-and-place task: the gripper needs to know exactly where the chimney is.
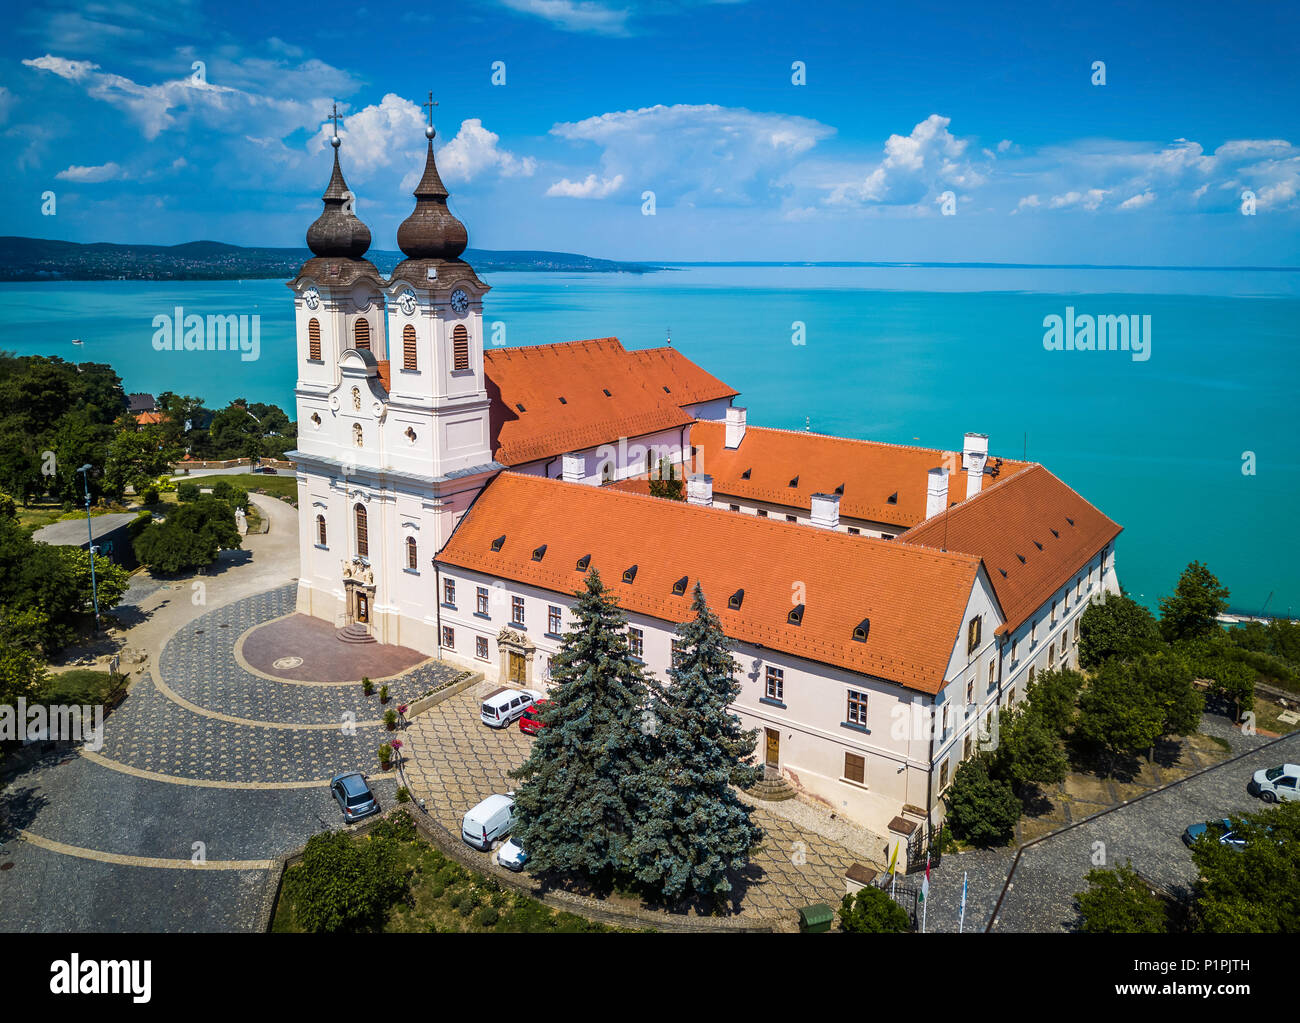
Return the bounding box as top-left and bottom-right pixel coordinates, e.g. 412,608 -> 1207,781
561,452 -> 584,483
687,473 -> 713,506
963,433 -> 989,499
725,406 -> 747,449
926,467 -> 949,519
810,492 -> 840,530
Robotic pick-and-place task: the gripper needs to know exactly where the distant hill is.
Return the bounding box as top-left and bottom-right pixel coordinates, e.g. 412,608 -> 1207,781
0,236 -> 665,281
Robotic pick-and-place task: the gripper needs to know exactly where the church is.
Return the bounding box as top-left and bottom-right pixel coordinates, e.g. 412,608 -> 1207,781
286,114 -> 1123,837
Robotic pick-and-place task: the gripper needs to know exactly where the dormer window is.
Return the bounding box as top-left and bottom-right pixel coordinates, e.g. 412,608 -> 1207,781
671,575 -> 688,595
787,604 -> 804,626
490,534 -> 506,552
728,589 -> 744,610
575,554 -> 591,572
531,544 -> 547,562
789,475 -> 800,488
852,618 -> 870,643
741,468 -> 752,480
887,492 -> 898,504
622,565 -> 638,584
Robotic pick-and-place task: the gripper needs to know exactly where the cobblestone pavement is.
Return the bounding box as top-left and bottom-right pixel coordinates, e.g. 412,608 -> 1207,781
0,576 -> 465,932
401,680 -> 879,924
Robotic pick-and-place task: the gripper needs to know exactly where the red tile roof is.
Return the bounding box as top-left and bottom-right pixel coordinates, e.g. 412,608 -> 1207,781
691,421 -> 1029,529
897,464 -> 1121,634
483,338 -> 734,467
437,472 -> 984,694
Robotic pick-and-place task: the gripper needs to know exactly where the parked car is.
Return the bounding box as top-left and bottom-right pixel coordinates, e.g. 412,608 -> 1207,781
480,687 -> 544,729
496,837 -> 530,872
256,465 -> 278,474
1182,818 -> 1246,850
1248,763 -> 1300,803
330,772 -> 378,822
520,699 -> 551,735
462,792 -> 515,851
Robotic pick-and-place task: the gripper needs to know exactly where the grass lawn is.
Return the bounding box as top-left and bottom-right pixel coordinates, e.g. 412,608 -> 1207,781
1253,693 -> 1300,736
272,814 -> 630,934
13,501 -> 128,532
39,669 -> 126,706
185,473 -> 298,501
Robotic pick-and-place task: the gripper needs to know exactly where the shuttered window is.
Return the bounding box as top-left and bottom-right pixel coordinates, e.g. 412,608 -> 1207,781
844,752 -> 865,784
316,515 -> 327,546
308,319 -> 321,361
354,319 -> 371,351
452,324 -> 469,371
406,536 -> 417,570
354,504 -> 368,557
403,325 -> 417,371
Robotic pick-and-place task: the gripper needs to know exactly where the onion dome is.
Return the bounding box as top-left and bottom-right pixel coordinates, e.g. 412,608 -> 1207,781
396,124 -> 468,260
305,138 -> 372,259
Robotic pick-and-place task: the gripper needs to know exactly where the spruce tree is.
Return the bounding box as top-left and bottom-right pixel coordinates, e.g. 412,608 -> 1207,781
629,583 -> 763,902
508,569 -> 655,884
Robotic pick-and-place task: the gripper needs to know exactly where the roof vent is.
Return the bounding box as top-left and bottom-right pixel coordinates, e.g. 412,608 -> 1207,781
558,396 -> 567,404
622,565 -> 638,584
531,544 -> 547,562
741,468 -> 752,480
789,475 -> 800,488
515,403 -> 526,413
999,568 -> 1008,578
1050,528 -> 1059,538
672,575 -> 688,595
852,618 -> 870,643
575,554 -> 591,571
490,534 -> 506,552
603,388 -> 612,397
788,604 -> 804,626
835,483 -> 845,495
728,589 -> 744,610
1016,553 -> 1026,564
887,492 -> 898,504
1033,540 -> 1043,551
1066,516 -> 1075,526
662,385 -> 671,394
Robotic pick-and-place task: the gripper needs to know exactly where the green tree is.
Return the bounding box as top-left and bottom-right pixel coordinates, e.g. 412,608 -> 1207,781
1075,862 -> 1169,933
1189,802 -> 1300,933
1159,561 -> 1230,644
628,583 -> 762,902
1075,659 -> 1166,765
133,497 -> 241,574
281,830 -> 405,933
1078,592 -> 1161,669
943,756 -> 1021,847
103,423 -> 174,498
1022,667 -> 1085,739
839,885 -> 911,933
1133,647 -> 1203,738
647,458 -> 685,501
990,705 -> 1069,792
509,569 -> 655,884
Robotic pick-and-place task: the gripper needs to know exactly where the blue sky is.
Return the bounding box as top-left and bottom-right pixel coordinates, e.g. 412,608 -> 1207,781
3,0 -> 1298,263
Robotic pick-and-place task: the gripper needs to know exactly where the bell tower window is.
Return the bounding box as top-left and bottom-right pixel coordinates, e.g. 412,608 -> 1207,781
316,514 -> 327,546
307,319 -> 321,361
452,324 -> 469,371
354,319 -> 371,351
403,325 -> 417,371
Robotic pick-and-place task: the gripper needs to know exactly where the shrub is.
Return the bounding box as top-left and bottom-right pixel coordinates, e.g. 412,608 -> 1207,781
177,482 -> 199,502
397,786 -> 411,803
142,487 -> 160,505
384,708 -> 398,729
1076,862 -> 1169,933
943,757 -> 1021,847
281,831 -> 404,933
370,810 -> 417,843
475,905 -> 500,927
362,676 -> 374,695
378,743 -> 392,764
210,480 -> 234,502
839,886 -> 911,933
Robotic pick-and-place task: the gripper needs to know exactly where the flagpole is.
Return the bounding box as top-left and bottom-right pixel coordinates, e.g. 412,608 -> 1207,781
921,853 -> 930,934
959,871 -> 968,933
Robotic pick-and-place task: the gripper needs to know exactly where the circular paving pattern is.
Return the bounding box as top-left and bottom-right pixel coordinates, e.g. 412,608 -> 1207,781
272,656 -> 304,670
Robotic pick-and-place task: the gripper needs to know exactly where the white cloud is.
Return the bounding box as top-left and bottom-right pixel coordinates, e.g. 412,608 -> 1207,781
55,161 -> 123,182
825,115 -> 980,207
438,118 -> 537,183
1119,190 -> 1156,210
997,139 -> 1013,153
546,173 -> 624,198
1012,194 -> 1041,214
1048,189 -> 1108,211
550,103 -> 833,206
498,0 -> 632,36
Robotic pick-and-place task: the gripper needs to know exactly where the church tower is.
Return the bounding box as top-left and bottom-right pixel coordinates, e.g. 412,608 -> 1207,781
287,99 -> 502,653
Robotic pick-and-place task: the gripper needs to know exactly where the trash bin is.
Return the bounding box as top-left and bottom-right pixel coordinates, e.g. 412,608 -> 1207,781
798,903 -> 834,933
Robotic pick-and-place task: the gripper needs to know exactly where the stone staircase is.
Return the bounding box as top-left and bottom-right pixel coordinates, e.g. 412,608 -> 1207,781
747,766 -> 797,802
336,623 -> 377,645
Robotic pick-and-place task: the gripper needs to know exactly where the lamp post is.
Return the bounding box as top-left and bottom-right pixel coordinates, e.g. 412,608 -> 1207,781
76,464 -> 100,631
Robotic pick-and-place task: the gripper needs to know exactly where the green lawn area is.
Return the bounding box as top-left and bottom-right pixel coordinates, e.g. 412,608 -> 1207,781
272,815 -> 629,934
39,669 -> 126,706
185,473 -> 298,501
13,501 -> 127,532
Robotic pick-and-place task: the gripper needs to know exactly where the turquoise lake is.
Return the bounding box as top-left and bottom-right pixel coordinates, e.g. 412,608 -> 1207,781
4,265 -> 1298,617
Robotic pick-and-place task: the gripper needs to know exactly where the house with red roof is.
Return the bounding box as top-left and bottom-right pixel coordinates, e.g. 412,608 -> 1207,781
284,129 -> 1122,837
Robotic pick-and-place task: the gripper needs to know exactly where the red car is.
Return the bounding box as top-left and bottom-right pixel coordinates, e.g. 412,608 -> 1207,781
519,699 -> 550,735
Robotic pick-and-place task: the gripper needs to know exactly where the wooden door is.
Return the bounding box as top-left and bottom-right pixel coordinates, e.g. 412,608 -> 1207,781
357,593 -> 369,624
765,727 -> 779,766
509,652 -> 526,685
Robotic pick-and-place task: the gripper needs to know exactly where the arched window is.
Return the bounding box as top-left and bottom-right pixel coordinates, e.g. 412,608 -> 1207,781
406,536 -> 417,570
403,325 -> 417,371
352,422 -> 363,447
308,319 -> 321,361
451,323 -> 469,371
354,318 -> 371,351
316,514 -> 327,546
354,504 -> 368,558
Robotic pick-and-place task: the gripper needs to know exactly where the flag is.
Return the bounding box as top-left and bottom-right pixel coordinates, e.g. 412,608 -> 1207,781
919,853 -> 930,903
887,840 -> 900,875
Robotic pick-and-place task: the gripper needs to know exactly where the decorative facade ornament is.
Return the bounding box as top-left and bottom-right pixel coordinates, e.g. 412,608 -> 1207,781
353,422 -> 363,447
341,558 -> 375,586
351,386 -> 361,411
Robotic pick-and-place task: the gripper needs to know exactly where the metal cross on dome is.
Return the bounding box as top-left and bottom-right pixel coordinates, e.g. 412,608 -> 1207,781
422,91 -> 438,129
327,101 -> 342,139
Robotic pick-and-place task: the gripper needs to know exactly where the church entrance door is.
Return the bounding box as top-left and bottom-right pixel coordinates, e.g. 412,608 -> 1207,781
509,652 -> 526,685
356,593 -> 369,624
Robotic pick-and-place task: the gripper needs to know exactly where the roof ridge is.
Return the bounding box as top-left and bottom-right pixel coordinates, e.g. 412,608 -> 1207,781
700,419 -> 1031,466
897,462 -> 1058,545
484,336 -> 623,357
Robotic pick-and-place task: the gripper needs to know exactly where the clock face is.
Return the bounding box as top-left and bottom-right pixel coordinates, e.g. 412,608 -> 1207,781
303,287 -> 320,310
397,291 -> 417,316
450,288 -> 470,313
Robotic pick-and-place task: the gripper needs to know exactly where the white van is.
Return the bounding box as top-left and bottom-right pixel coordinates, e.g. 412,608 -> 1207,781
462,793 -> 515,851
1250,763 -> 1300,803
480,688 -> 543,729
